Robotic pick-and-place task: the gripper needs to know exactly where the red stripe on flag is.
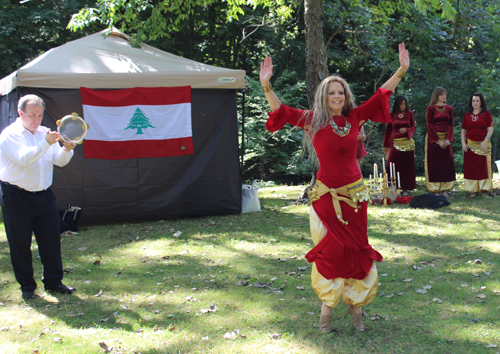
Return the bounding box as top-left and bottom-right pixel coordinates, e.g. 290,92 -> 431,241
80,86 -> 191,107
84,137 -> 194,159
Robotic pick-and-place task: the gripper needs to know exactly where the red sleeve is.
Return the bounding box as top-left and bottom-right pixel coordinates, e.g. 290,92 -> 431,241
407,110 -> 415,139
352,88 -> 393,125
484,111 -> 493,127
426,106 -> 439,143
446,106 -> 454,142
461,113 -> 469,130
383,119 -> 393,148
265,104 -> 309,132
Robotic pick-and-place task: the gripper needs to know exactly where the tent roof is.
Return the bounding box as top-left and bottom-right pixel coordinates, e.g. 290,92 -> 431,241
0,29 -> 246,95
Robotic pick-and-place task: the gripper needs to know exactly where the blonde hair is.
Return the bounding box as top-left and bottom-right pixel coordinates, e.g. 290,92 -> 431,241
301,75 -> 357,167
428,87 -> 447,106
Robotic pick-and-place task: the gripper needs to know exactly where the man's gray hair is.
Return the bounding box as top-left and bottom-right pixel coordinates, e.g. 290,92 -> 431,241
18,94 -> 45,112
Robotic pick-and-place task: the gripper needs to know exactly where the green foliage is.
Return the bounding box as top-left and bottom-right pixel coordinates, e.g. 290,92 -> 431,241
0,0 -> 99,78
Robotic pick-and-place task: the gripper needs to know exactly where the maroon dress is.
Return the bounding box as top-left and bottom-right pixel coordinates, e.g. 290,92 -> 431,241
425,105 -> 456,192
461,111 -> 493,180
266,89 -> 392,281
383,110 -> 416,190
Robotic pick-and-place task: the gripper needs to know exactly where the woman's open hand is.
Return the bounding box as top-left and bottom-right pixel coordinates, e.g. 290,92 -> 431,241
399,43 -> 410,73
260,56 -> 273,86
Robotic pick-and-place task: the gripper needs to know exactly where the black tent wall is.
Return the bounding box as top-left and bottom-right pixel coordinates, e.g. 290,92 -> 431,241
0,88 -> 242,222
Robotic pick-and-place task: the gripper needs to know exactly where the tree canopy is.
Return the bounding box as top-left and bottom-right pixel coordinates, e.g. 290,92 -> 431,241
2,0 -> 500,183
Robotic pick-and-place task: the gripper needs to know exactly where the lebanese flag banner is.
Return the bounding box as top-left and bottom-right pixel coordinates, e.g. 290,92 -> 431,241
80,86 -> 193,159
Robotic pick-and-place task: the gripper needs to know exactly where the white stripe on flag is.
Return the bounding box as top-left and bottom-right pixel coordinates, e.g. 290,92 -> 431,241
83,103 -> 192,142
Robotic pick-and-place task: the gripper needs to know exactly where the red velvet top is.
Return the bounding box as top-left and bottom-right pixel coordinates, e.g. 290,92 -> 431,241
383,110 -> 415,148
426,105 -> 454,143
266,89 -> 392,189
461,111 -> 493,142
266,88 -> 392,280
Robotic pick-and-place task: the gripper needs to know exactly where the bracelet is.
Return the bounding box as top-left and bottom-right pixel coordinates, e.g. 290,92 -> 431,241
262,83 -> 272,93
396,69 -> 405,78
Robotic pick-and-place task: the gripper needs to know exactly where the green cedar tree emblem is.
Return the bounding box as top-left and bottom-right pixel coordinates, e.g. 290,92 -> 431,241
124,108 -> 156,134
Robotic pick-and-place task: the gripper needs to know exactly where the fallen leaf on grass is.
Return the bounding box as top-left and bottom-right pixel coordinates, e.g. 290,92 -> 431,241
472,273 -> 480,277
94,290 -> 103,297
416,289 -> 427,294
0,326 -> 13,331
254,282 -> 269,288
173,231 -> 182,238
77,247 -> 88,252
236,281 -> 249,286
53,337 -> 62,343
202,336 -> 209,341
385,294 -> 394,298
423,285 -> 432,290
100,318 -> 109,322
270,334 -> 281,339
99,342 -> 111,352
298,266 -> 307,271
370,315 -> 381,321
432,298 -> 442,303
403,278 -> 413,282
477,294 -> 486,299
223,332 -> 236,340
486,344 -> 497,348
307,312 -> 315,315
484,272 -> 491,276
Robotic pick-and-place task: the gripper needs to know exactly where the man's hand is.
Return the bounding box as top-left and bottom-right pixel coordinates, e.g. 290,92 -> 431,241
45,130 -> 60,145
63,140 -> 77,151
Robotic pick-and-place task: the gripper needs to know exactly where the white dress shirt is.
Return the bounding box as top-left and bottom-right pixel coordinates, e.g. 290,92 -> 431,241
0,118 -> 74,191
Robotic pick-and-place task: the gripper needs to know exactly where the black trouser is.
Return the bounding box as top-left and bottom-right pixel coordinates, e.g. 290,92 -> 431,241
1,182 -> 63,292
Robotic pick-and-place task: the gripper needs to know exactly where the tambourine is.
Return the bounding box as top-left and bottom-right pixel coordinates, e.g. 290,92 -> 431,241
56,113 -> 89,144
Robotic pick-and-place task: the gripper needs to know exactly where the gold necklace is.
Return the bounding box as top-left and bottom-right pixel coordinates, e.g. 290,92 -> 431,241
330,116 -> 351,137
471,113 -> 480,122
398,112 -> 405,119
435,106 -> 446,114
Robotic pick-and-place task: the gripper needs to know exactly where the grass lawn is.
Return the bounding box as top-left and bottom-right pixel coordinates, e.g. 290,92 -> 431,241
0,174 -> 499,354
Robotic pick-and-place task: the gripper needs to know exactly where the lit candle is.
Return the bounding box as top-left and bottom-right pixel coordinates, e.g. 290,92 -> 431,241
397,172 -> 401,188
369,174 -> 372,189
374,163 -> 378,178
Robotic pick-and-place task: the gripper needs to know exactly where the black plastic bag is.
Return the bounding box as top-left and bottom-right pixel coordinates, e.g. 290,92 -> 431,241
59,204 -> 82,233
409,193 -> 450,209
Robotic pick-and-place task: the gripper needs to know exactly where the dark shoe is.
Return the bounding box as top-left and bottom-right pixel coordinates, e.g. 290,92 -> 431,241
45,284 -> 76,294
22,291 -> 36,300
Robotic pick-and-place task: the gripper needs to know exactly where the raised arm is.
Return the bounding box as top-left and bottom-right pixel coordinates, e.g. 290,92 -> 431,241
260,56 -> 282,112
380,43 -> 410,91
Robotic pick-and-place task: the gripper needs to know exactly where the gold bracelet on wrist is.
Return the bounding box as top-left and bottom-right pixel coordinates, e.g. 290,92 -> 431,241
262,83 -> 272,93
396,69 -> 405,78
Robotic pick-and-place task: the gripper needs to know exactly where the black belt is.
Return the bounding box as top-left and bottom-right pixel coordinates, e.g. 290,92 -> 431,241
0,181 -> 44,194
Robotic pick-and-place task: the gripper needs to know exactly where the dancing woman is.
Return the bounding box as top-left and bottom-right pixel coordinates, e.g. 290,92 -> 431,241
461,93 -> 494,197
383,95 -> 416,194
425,87 -> 456,197
260,44 -> 409,332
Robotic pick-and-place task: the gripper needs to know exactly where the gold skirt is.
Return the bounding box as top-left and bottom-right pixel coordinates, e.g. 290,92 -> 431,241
309,207 -> 378,307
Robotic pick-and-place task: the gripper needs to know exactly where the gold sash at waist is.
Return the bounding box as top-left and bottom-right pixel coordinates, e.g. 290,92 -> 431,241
436,131 -> 447,141
307,179 -> 370,225
467,139 -> 491,156
393,137 -> 415,151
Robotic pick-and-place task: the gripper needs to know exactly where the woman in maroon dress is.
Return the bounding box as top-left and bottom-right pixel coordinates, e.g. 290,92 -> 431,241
461,93 -> 494,197
425,87 -> 456,197
260,44 -> 410,333
383,96 -> 416,194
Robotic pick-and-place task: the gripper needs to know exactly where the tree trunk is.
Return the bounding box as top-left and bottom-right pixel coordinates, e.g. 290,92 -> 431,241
304,0 -> 325,109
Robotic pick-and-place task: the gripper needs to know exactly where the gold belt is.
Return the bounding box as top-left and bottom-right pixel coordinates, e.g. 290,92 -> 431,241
307,179 -> 370,225
467,139 -> 491,156
436,132 -> 447,141
393,137 -> 415,151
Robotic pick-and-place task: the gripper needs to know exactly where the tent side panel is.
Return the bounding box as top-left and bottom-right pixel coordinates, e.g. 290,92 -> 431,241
0,90 -> 20,132
11,88 -> 241,222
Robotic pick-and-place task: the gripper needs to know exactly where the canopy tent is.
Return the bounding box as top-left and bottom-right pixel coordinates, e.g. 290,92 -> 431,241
0,29 -> 246,222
